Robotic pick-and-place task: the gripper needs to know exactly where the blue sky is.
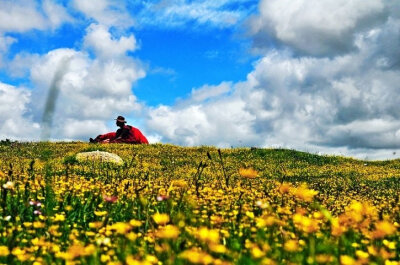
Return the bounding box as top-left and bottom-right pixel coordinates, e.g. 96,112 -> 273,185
1,0 -> 400,160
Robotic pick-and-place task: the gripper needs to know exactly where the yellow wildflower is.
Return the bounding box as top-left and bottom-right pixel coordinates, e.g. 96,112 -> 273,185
293,184 -> 318,202
196,227 -> 220,244
156,225 -> 180,239
315,254 -> 334,264
0,246 -> 9,256
284,240 -> 299,252
129,219 -> 142,227
108,222 -> 132,234
53,214 -> 66,222
179,248 -> 214,265
239,168 -> 258,178
372,221 -> 396,239
340,255 -> 356,265
94,210 -> 108,217
152,213 -> 170,225
251,246 -> 265,259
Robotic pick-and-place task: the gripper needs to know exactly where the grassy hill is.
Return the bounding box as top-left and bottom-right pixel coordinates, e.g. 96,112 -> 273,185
0,142 -> 399,264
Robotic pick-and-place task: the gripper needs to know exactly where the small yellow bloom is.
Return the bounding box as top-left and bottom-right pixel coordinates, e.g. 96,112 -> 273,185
33,221 -> 45,229
315,254 -> 333,264
284,240 -> 299,252
293,184 -> 318,202
340,255 -> 356,265
129,219 -> 142,227
94,210 -> 108,217
156,225 -> 180,239
239,168 -> 258,178
179,248 -> 214,265
245,211 -> 255,219
0,246 -> 9,256
209,244 -> 227,254
196,227 -> 220,244
251,246 -> 265,259
108,222 -> 132,234
355,250 -> 369,259
372,221 -> 396,239
152,213 -> 170,225
53,214 -> 65,222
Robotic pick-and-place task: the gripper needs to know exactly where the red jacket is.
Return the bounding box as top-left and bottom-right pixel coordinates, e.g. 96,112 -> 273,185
95,125 -> 149,144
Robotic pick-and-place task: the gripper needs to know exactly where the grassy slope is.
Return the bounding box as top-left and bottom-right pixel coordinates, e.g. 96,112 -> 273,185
1,142 -> 400,264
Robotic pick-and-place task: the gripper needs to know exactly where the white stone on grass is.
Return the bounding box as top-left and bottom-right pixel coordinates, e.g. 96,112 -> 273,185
76,150 -> 124,165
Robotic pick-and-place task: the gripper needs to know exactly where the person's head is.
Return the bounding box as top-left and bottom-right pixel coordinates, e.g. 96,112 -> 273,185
115,116 -> 127,127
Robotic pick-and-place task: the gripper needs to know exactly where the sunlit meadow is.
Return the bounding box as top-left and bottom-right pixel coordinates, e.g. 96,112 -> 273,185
1,141 -> 400,265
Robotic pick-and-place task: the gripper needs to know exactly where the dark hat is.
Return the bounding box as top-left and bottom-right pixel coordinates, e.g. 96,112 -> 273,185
115,116 -> 127,123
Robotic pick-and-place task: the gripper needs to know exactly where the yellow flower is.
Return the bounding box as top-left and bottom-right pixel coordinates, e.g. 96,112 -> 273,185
196,227 -> 220,244
152,213 -> 170,225
372,221 -> 396,239
129,219 -> 143,227
331,217 -> 347,237
94,210 -> 108,217
156,225 -> 180,239
355,250 -> 369,259
171,179 -> 188,188
53,214 -> 66,222
245,211 -> 255,219
33,221 -> 45,229
256,216 -> 275,228
284,240 -> 299,252
278,182 -> 292,194
340,255 -> 356,265
0,246 -> 9,256
209,244 -> 227,254
315,254 -> 334,264
239,168 -> 258,178
108,222 -> 132,234
293,184 -> 318,202
179,248 -> 214,265
89,222 -> 103,229
101,254 -> 111,263
251,246 -> 265,259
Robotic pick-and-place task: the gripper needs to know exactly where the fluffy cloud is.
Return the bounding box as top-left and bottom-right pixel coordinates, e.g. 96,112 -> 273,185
28,39 -> 145,140
0,0 -> 46,32
249,0 -> 388,56
0,0 -> 72,33
42,0 -> 74,29
72,0 -> 133,27
0,82 -> 40,140
146,7 -> 400,159
84,24 -> 137,59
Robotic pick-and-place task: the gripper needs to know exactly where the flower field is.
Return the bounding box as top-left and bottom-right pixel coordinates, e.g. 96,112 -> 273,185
1,142 -> 400,265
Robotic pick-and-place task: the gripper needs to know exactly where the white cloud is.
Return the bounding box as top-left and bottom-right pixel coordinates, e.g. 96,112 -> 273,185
43,0 -> 74,29
84,24 -> 137,59
72,0 -> 133,27
146,11 -> 400,159
0,0 -> 46,32
63,119 -> 109,139
138,0 -> 256,28
0,34 -> 17,67
147,82 -> 258,146
27,43 -> 145,140
250,0 -> 388,56
189,82 -> 232,103
0,0 -> 72,33
0,82 -> 40,140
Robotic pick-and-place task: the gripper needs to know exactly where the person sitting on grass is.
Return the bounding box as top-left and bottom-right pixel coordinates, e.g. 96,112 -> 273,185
90,116 -> 149,144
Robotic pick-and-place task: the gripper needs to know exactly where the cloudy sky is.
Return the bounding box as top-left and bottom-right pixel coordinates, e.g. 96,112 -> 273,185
1,0 -> 400,160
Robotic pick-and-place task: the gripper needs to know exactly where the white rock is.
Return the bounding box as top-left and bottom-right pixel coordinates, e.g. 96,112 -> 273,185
76,150 -> 124,165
